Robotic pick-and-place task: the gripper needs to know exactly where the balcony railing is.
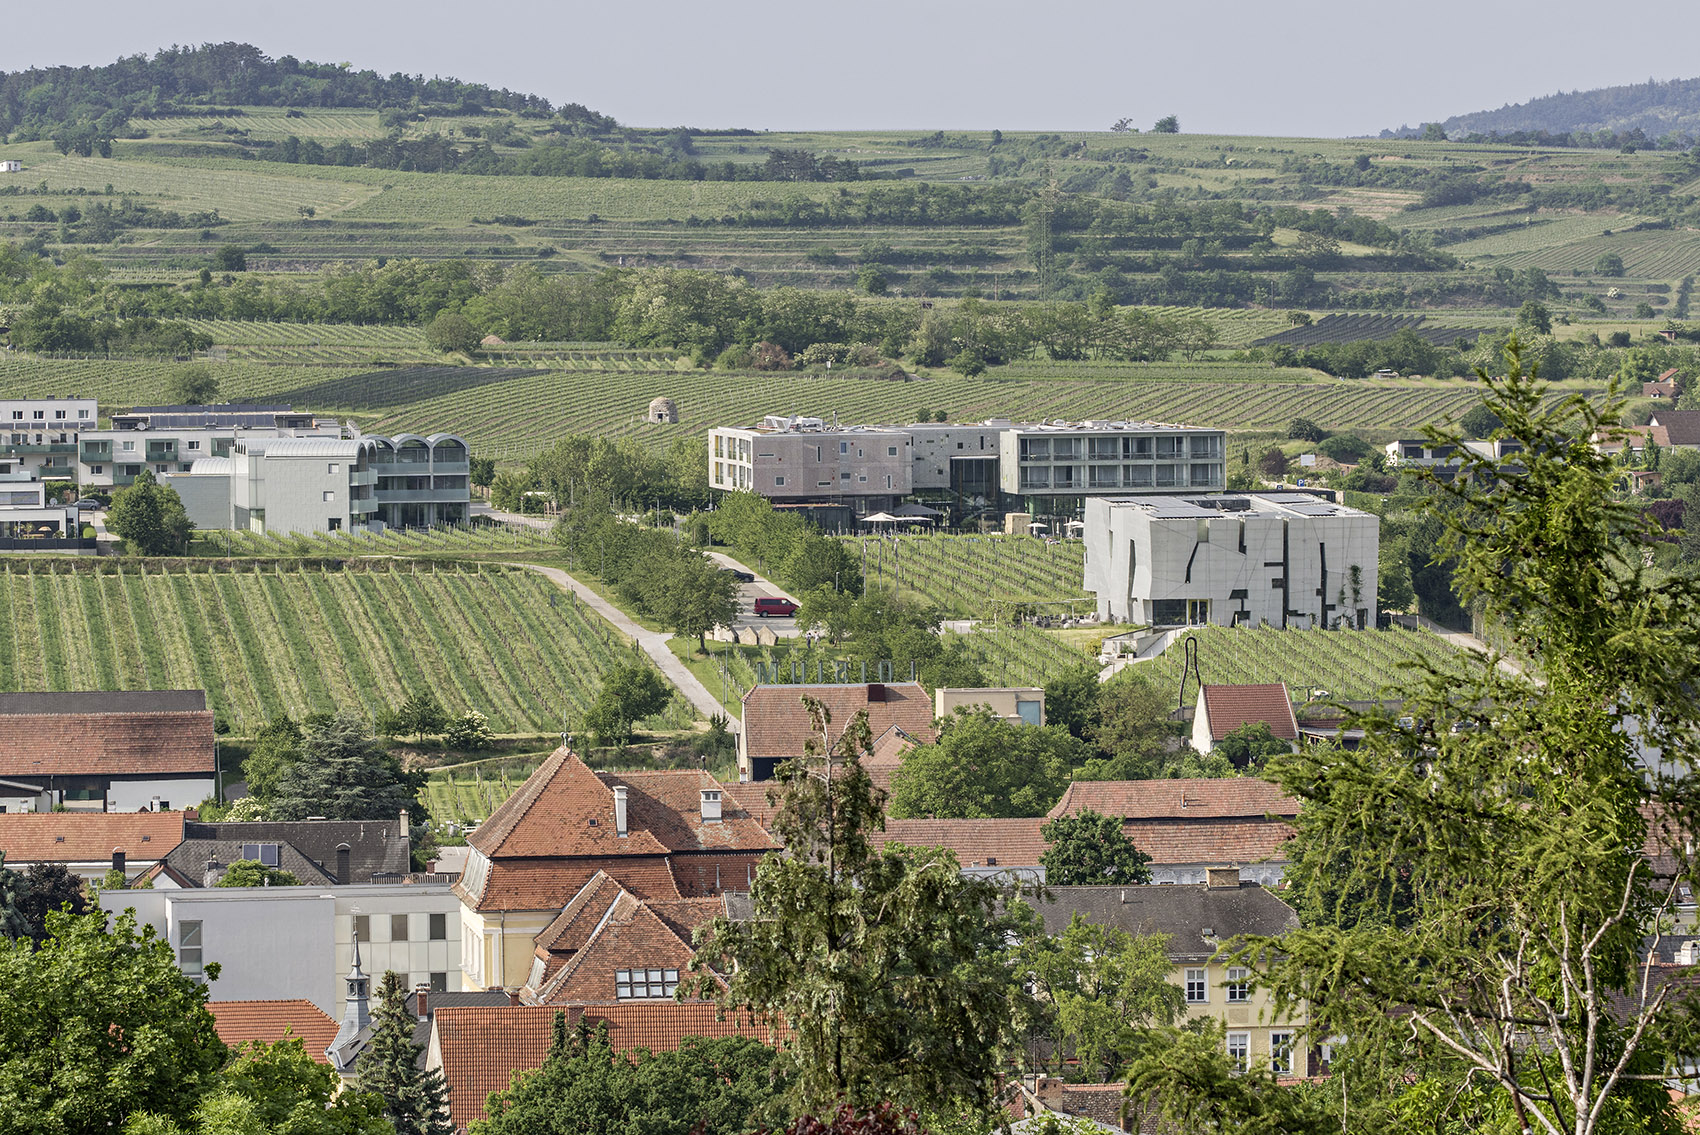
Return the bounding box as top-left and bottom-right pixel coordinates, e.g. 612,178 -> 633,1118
2,443 -> 76,457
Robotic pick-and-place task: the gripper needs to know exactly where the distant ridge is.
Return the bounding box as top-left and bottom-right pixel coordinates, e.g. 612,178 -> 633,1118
1385,76 -> 1700,141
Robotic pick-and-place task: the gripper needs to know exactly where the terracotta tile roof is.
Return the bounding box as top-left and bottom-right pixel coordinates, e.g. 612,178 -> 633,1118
741,683 -> 936,762
1199,684 -> 1299,743
532,871 -> 624,957
0,709 -> 216,778
719,781 -> 781,831
1650,410 -> 1700,447
531,892 -> 720,1006
433,1002 -> 783,1129
1121,817 -> 1295,866
593,768 -> 779,855
461,857 -> 682,913
882,817 -> 1049,868
208,1000 -> 338,1061
1047,778 -> 1299,821
1645,381 -> 1678,398
1659,368 -> 1680,381
0,810 -> 186,864
865,725 -> 924,795
467,748 -> 775,862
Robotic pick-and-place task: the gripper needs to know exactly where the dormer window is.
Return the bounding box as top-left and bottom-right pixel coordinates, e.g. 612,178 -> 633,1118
616,968 -> 678,999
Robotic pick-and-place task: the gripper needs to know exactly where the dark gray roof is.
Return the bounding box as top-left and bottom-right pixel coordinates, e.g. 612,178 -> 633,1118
0,690 -> 207,715
166,817 -> 411,886
1031,883 -> 1299,962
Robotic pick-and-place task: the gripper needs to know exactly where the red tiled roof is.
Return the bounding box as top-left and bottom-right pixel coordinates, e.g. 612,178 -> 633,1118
1199,684 -> 1299,742
0,810 -> 186,864
0,712 -> 216,778
1121,817 -> 1295,865
461,857 -> 682,913
433,1002 -> 783,1128
882,817 -> 1049,868
533,872 -> 624,957
1659,368 -> 1679,381
467,748 -> 775,861
532,891 -> 720,1006
741,683 -> 936,762
719,781 -> 781,831
1047,778 -> 1299,821
208,1000 -> 338,1062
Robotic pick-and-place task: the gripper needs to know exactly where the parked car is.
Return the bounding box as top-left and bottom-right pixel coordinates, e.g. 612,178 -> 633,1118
754,597 -> 798,617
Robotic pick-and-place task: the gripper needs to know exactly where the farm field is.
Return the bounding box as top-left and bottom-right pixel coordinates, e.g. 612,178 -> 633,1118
192,521 -> 557,559
0,559 -> 684,736
423,757 -> 550,828
847,534 -> 1090,618
1132,624 -> 1472,701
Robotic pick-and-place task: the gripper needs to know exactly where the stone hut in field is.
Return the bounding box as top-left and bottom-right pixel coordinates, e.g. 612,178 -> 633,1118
480,334 -> 507,347
648,396 -> 679,424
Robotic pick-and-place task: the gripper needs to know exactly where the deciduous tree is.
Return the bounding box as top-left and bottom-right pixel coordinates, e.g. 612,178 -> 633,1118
109,469 -> 195,556
888,708 -> 1086,819
1039,809 -> 1152,886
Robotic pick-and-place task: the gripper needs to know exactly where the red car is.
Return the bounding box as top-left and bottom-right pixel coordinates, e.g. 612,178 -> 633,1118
754,597 -> 798,617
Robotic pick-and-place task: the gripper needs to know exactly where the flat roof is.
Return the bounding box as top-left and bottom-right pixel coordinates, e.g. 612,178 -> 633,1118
1098,493 -> 1372,520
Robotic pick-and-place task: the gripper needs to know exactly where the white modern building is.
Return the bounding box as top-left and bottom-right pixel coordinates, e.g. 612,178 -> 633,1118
76,404 -> 333,488
0,470 -> 83,548
165,432 -> 470,535
103,883 -> 465,1017
708,416 -> 1226,521
1083,492 -> 1379,629
1,396 -> 96,481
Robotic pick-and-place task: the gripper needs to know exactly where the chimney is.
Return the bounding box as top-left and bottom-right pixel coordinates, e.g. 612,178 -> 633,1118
868,683 -> 886,702
700,788 -> 722,824
415,982 -> 430,1022
507,989 -> 522,1007
336,844 -> 352,884
1206,866 -> 1241,889
111,849 -> 126,876
613,786 -> 628,837
203,858 -> 222,888
399,809 -> 410,839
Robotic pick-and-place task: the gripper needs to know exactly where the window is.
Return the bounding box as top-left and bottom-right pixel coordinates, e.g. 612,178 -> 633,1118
78,409 -> 89,418
323,491 -> 335,502
429,971 -> 448,992
774,476 -> 785,487
840,442 -> 848,454
9,411 -> 19,420
429,913 -> 447,941
1185,968 -> 1208,1003
1270,1031 -> 1293,1075
355,914 -> 372,943
1226,1032 -> 1250,1072
887,446 -> 898,456
327,462 -> 339,474
187,440 -> 200,450
241,842 -> 281,867
328,518 -> 341,532
178,920 -> 204,978
616,968 -> 679,999
90,465 -> 103,475
391,914 -> 410,942
32,410 -> 43,420
54,410 -> 65,420
156,464 -> 167,473
1225,967 -> 1250,1003
122,441 -> 134,451
179,464 -> 192,472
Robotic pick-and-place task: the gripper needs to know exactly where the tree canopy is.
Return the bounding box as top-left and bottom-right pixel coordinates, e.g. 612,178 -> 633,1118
265,711 -> 424,822
109,470 -> 195,556
1039,809 -> 1153,886
360,971 -> 451,1135
888,708 -> 1087,819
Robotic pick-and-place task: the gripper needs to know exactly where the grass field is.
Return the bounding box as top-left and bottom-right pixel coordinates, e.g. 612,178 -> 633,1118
0,559 -> 684,736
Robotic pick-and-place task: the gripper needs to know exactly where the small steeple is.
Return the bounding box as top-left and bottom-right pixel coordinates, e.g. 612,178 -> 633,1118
325,927 -> 371,1072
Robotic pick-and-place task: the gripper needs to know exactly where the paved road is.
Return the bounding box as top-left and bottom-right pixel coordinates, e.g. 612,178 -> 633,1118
522,563 -> 736,731
704,550 -> 802,638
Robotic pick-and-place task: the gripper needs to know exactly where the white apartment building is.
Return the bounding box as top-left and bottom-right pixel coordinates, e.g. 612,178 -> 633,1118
0,397 -> 96,481
708,416 -> 1227,520
0,470 -> 81,546
104,883 -> 464,1016
77,404 -> 332,488
1083,492 -> 1379,628
165,433 -> 470,535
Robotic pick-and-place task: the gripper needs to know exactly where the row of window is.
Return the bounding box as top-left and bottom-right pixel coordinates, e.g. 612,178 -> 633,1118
1018,436 -> 1222,462
10,409 -> 89,420
1226,1030 -> 1293,1075
615,968 -> 680,999
1184,965 -> 1250,1004
352,912 -> 450,943
1020,463 -> 1222,490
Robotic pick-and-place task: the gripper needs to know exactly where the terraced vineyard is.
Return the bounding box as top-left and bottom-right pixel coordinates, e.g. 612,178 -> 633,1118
0,560 -> 685,735
424,758 -> 549,827
847,534 -> 1089,617
955,623 -> 1094,687
1134,624 -> 1472,701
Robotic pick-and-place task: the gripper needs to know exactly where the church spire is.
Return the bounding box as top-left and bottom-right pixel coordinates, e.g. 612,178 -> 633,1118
326,926 -> 371,1072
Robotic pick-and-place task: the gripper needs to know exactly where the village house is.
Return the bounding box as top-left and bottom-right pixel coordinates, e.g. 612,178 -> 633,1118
0,691 -> 217,813
0,809 -> 186,881
454,748 -> 778,990
1190,682 -> 1301,758
737,681 -> 936,783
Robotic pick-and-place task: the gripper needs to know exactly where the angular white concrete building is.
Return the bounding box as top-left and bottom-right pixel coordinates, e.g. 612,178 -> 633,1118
1083,493 -> 1379,629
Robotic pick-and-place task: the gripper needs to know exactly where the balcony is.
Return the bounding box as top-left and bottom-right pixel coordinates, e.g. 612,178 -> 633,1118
370,460 -> 432,476
1,443 -> 76,457
374,488 -> 466,503
350,469 -> 377,486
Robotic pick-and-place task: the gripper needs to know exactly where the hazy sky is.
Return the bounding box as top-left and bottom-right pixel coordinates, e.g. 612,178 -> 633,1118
5,1 -> 1700,137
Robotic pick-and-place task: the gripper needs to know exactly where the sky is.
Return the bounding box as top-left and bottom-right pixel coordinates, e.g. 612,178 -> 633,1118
5,0 -> 1700,137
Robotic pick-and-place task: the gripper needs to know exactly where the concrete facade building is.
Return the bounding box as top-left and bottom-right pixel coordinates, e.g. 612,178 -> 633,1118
708,416 -> 1228,521
77,404 -> 331,488
1083,492 -> 1379,629
933,686 -> 1045,726
1,397 -> 96,481
164,432 -> 470,535
102,883 -> 465,1017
